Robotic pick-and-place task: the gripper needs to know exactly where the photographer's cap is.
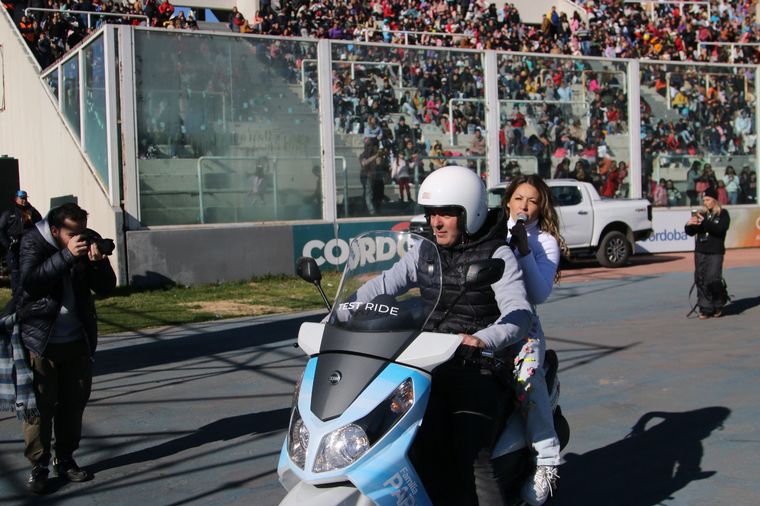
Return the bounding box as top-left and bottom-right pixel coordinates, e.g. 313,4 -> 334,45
16,190 -> 27,198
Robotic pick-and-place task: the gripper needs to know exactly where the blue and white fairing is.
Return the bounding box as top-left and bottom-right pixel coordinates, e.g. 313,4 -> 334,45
278,231 -> 461,506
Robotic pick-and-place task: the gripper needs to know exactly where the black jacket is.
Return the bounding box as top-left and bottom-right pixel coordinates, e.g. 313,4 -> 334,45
421,208 -> 507,335
685,209 -> 730,255
0,203 -> 42,250
17,220 -> 116,357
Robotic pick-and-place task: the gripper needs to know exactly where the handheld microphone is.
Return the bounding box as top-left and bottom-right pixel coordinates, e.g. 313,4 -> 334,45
516,213 -> 529,224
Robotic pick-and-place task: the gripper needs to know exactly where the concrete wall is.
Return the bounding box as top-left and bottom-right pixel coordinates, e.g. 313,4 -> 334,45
126,224 -> 295,286
0,13 -> 122,282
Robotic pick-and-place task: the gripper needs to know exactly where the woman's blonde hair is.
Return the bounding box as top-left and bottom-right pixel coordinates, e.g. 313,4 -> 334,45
502,175 -> 568,283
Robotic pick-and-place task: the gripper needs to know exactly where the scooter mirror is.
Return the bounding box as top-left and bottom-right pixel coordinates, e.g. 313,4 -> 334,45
295,256 -> 322,284
464,258 -> 505,289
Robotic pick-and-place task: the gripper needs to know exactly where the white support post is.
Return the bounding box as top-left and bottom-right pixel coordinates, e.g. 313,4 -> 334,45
117,26 -> 141,230
627,60 -> 642,199
483,50 -> 500,188
103,26 -> 120,206
317,39 -> 337,223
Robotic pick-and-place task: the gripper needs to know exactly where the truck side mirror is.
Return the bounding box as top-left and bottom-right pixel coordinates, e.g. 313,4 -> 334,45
464,259 -> 505,289
296,256 -> 322,284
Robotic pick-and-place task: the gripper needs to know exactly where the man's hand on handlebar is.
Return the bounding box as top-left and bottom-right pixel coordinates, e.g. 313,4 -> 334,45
459,334 -> 485,348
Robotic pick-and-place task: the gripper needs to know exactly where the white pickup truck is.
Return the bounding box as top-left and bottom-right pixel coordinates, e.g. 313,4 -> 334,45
411,179 -> 653,267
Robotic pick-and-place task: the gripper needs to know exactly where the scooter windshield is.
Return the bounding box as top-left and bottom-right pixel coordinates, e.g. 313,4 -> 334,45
327,231 -> 442,333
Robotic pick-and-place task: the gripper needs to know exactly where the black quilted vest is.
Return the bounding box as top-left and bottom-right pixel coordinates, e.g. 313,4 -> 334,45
418,208 -> 507,334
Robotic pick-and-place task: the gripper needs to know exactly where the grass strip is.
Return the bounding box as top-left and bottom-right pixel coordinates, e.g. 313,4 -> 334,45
0,271 -> 341,335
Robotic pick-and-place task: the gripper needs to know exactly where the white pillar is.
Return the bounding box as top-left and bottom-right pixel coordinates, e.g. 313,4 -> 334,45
627,59 -> 642,199
116,26 -> 141,231
483,50 -> 501,188
316,39 -> 337,223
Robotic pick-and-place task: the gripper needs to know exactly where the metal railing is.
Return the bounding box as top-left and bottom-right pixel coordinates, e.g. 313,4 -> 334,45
197,156 -> 347,223
301,59 -> 404,104
581,69 -> 627,101
623,0 -> 711,20
447,98 -> 486,146
666,71 -> 750,109
25,8 -> 149,27
698,42 -> 760,63
359,28 -> 470,46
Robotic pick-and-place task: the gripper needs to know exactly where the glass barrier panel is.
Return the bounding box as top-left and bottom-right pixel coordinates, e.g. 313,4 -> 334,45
61,57 -> 80,138
83,36 -> 109,187
496,54 -> 630,198
133,30 -> 320,225
640,62 -> 757,207
331,41 -> 486,218
44,70 -> 59,103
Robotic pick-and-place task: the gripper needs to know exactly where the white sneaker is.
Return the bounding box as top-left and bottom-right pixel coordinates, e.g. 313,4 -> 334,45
521,465 -> 559,506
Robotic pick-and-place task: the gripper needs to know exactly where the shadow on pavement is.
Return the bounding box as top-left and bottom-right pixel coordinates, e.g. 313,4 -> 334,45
88,407 -> 291,475
549,336 -> 640,374
721,296 -> 760,317
561,253 -> 686,271
93,314 -> 323,377
556,406 -> 730,506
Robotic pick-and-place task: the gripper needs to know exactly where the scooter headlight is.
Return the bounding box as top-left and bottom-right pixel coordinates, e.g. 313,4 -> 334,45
360,377 -> 414,444
313,423 -> 370,473
312,378 -> 414,473
287,407 -> 310,469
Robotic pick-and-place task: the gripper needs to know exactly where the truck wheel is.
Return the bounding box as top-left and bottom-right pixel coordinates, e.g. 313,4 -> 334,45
596,231 -> 631,267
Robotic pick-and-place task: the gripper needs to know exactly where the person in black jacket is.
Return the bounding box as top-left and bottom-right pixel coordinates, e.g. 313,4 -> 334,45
684,187 -> 730,319
0,190 -> 42,303
16,202 -> 116,494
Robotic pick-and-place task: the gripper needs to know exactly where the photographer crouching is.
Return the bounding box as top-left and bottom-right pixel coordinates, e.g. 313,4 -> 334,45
16,202 -> 116,493
684,188 -> 730,319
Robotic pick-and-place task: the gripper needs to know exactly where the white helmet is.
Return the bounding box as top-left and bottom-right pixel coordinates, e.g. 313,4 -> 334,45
417,165 -> 488,235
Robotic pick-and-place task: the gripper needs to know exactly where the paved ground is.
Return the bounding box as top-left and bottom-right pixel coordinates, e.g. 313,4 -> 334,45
1,250 -> 758,505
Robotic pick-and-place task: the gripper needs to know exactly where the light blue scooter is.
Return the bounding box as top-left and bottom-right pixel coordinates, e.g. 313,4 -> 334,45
277,231 -> 568,505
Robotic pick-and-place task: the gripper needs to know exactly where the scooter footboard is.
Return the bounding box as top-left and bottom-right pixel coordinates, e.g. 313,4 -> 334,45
279,480 -> 375,506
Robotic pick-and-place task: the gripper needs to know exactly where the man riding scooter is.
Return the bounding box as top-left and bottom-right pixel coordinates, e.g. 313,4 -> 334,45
353,165 -> 534,504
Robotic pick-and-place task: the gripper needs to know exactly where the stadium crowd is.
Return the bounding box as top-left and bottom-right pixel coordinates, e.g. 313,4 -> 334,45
5,0 -> 196,68
5,0 -> 759,208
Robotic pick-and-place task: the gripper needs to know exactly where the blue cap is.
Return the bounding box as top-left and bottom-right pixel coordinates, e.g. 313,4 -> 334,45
16,190 -> 27,198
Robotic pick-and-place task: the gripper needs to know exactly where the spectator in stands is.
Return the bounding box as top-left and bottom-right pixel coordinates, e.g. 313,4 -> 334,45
571,160 -> 591,183
743,172 -> 757,204
363,115 -> 382,141
666,180 -> 682,207
394,116 -> 412,151
360,138 -> 381,215
157,0 -> 174,22
723,166 -> 739,205
468,128 -> 486,157
391,152 -> 411,203
701,164 -> 719,193
428,140 -> 446,172
686,161 -> 702,205
601,162 -> 623,198
716,180 -> 729,205
739,165 -> 753,203
509,107 -> 527,155
228,6 -> 245,32
553,158 -> 570,179
653,178 -> 668,207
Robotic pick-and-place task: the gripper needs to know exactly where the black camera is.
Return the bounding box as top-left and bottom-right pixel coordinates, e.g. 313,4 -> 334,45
79,229 -> 115,256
